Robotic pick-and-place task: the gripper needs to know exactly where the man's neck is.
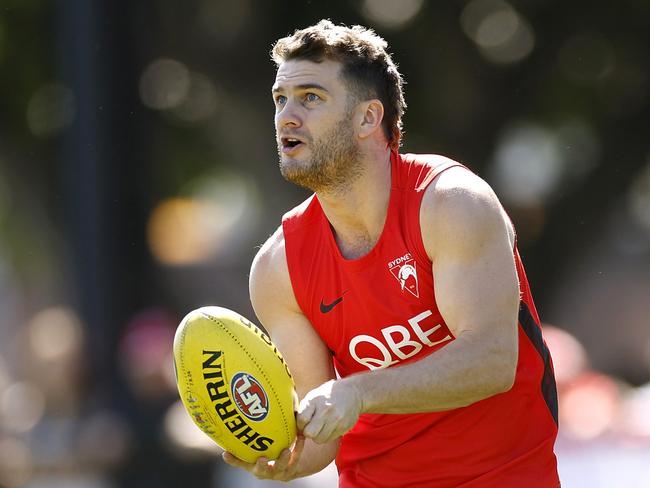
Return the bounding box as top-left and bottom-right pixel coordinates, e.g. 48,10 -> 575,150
316,148 -> 392,260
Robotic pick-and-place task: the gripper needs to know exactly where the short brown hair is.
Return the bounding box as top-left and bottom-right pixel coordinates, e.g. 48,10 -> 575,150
271,19 -> 406,150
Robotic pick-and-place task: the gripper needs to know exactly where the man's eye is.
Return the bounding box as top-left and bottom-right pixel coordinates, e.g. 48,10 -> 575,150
275,95 -> 287,105
305,93 -> 320,102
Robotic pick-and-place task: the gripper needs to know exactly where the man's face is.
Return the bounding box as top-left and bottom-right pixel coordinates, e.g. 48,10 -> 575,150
272,59 -> 362,192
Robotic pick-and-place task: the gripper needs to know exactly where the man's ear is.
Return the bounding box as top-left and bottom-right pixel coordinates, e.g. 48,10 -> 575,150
357,99 -> 385,140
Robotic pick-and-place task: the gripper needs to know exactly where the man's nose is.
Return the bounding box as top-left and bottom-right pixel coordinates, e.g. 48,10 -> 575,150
276,99 -> 302,129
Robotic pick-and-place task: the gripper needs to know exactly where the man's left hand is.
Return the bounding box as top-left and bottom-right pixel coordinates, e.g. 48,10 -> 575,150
297,379 -> 363,444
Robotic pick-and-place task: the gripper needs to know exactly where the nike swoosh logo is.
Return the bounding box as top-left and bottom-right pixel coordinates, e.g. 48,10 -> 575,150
320,292 -> 347,313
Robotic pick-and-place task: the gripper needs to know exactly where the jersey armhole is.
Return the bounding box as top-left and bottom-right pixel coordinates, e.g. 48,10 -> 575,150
407,162 -> 466,269
280,219 -> 312,320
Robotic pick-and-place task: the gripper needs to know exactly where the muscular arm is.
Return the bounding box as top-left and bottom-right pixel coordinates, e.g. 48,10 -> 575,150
346,167 -> 518,413
224,227 -> 339,479
300,167 -> 520,442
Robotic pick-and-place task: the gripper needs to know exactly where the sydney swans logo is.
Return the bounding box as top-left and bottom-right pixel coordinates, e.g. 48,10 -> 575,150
388,253 -> 419,298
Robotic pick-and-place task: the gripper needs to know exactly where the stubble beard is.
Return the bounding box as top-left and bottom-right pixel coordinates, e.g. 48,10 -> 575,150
278,115 -> 363,194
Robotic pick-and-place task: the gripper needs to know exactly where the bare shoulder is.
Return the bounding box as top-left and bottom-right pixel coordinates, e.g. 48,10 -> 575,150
420,165 -> 515,260
250,225 -> 301,322
251,225 -> 288,285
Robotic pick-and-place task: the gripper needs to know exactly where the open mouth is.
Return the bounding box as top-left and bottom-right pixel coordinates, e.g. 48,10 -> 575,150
281,137 -> 305,153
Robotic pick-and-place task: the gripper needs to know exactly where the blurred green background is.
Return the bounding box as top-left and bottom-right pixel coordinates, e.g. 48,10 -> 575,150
0,1 -> 648,487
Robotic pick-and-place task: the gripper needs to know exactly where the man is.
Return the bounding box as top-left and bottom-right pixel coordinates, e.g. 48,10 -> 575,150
223,20 -> 559,487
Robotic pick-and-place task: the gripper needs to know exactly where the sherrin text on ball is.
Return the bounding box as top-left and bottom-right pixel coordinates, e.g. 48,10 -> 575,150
173,306 -> 298,463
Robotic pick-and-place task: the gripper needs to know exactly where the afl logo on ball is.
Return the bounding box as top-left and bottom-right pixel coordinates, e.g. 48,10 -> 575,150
231,372 -> 269,421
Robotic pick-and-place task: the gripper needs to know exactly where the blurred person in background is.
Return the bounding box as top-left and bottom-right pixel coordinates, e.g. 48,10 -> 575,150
0,307 -> 130,488
222,20 -> 559,487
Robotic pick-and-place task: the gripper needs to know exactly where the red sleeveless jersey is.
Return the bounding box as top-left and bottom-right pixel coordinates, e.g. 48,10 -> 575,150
282,152 -> 559,487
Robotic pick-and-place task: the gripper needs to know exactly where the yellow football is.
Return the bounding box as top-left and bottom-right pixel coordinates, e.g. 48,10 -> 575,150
173,306 -> 298,462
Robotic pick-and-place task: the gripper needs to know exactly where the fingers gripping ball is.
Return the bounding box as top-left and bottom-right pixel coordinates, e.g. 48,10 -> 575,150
173,306 -> 298,463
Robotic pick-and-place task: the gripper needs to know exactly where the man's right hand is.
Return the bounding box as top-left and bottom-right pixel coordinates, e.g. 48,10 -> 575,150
221,435 -> 306,482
